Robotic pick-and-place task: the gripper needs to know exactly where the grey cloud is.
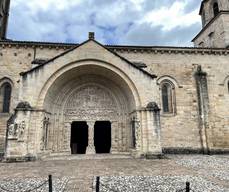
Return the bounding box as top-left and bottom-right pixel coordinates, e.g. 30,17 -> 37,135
121,22 -> 201,46
7,0 -> 202,46
183,0 -> 201,13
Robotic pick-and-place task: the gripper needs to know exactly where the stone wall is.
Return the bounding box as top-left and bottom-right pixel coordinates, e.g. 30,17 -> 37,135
193,13 -> 229,48
117,49 -> 229,152
0,45 -> 67,153
1,41 -> 229,155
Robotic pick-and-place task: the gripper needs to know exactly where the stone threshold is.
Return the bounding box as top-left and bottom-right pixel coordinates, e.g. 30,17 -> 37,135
40,153 -> 133,161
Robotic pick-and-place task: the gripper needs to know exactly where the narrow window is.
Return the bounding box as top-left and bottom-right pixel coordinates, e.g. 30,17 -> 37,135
202,10 -> 206,26
1,82 -> 11,113
162,83 -> 173,113
213,2 -> 219,17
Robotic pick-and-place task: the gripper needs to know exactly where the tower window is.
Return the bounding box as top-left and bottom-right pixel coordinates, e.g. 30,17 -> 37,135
213,2 -> 219,17
202,10 -> 206,26
161,81 -> 175,113
0,82 -> 11,113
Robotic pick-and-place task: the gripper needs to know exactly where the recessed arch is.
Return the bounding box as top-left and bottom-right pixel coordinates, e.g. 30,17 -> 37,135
36,59 -> 143,153
37,59 -> 141,110
157,75 -> 180,88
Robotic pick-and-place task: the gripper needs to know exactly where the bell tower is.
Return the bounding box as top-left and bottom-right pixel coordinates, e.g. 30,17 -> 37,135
0,0 -> 11,40
192,0 -> 229,48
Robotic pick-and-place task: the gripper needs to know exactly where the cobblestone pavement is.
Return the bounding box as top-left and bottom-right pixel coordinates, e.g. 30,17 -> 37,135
0,154 -> 228,191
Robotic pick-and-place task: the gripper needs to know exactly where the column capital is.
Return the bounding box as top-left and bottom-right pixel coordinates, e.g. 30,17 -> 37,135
87,121 -> 95,128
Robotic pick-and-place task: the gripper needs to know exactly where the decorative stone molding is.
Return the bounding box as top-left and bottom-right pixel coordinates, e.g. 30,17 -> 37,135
64,84 -> 118,122
7,114 -> 26,141
40,117 -> 49,150
7,114 -> 17,139
0,40 -> 229,55
131,117 -> 141,151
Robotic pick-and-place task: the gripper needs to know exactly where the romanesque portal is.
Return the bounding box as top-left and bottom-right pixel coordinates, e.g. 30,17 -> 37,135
5,42 -> 162,160
42,65 -> 136,155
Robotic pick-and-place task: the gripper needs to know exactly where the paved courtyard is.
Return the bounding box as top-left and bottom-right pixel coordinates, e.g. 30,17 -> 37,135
0,154 -> 228,191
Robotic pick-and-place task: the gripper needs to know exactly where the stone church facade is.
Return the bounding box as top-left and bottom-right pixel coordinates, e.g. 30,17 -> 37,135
0,0 -> 229,161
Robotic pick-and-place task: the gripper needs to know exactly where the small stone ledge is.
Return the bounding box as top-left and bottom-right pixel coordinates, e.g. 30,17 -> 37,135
3,155 -> 37,163
144,153 -> 167,159
163,147 -> 229,155
208,149 -> 229,155
162,148 -> 204,154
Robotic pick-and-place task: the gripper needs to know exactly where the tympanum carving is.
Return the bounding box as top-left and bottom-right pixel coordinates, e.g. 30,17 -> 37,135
64,85 -> 118,121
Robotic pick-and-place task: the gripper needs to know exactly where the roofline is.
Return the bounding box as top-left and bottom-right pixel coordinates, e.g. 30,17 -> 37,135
192,11 -> 229,42
1,39 -> 229,51
21,39 -> 157,79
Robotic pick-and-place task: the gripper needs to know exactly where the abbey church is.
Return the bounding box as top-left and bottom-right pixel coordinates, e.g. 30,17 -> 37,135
0,0 -> 229,161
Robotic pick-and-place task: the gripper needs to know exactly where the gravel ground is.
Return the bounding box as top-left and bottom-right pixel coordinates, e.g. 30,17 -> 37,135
175,155 -> 229,181
0,177 -> 69,192
0,155 -> 229,192
97,175 -> 227,192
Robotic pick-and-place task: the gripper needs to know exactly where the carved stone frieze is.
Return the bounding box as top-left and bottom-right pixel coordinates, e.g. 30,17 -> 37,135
17,121 -> 26,141
7,117 -> 26,141
64,85 -> 118,121
40,117 -> 49,150
131,116 -> 141,151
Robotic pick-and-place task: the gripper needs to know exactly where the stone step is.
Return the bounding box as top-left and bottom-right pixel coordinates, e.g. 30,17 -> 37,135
42,154 -> 133,161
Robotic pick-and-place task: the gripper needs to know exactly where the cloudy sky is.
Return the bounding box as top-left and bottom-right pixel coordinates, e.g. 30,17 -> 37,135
7,0 -> 202,46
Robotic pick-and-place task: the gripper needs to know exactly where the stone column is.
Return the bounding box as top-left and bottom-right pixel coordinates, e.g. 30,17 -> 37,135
86,121 -> 95,154
111,121 -> 118,153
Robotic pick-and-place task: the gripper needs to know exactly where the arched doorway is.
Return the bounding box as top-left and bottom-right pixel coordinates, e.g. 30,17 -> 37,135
42,64 -> 138,154
94,121 -> 111,153
71,121 -> 88,154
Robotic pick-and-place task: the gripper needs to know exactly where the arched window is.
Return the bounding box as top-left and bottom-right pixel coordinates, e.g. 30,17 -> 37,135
213,2 -> 219,17
0,82 -> 11,113
161,82 -> 174,113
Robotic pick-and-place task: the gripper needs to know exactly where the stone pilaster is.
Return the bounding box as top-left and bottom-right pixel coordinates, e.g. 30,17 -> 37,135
195,65 -> 210,154
86,121 -> 95,154
146,102 -> 162,156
